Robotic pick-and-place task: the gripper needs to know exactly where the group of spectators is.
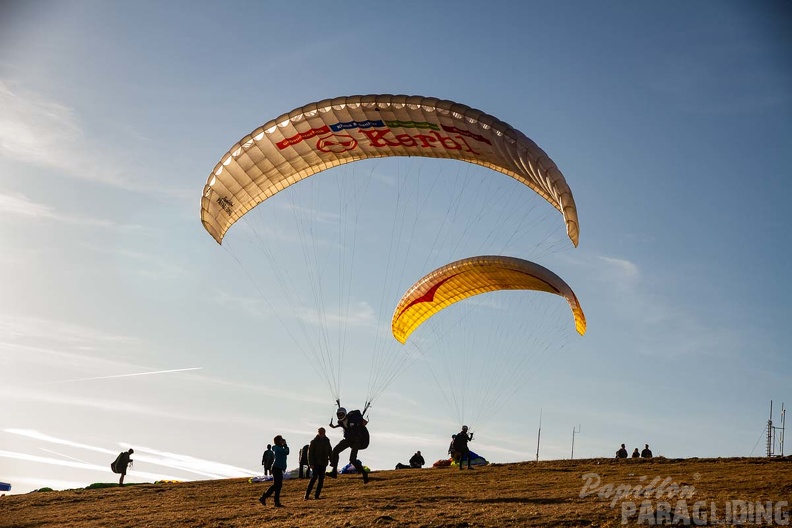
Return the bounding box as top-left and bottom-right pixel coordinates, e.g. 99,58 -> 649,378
259,406 -> 369,507
616,443 -> 653,459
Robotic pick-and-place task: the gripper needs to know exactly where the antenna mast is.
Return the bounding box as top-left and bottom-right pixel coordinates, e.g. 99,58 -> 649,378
767,400 -> 786,457
571,424 -> 581,460
535,409 -> 542,462
781,403 -> 786,457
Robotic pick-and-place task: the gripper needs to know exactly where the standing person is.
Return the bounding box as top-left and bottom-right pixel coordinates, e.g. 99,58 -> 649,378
641,444 -> 653,458
299,444 -> 310,478
327,407 -> 370,484
259,435 -> 289,508
454,426 -> 474,470
409,450 -> 425,468
262,444 -> 275,476
111,448 -> 134,486
305,427 -> 332,500
616,444 -> 628,458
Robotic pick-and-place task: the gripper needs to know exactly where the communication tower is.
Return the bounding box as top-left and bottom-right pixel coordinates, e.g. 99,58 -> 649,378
767,401 -> 786,457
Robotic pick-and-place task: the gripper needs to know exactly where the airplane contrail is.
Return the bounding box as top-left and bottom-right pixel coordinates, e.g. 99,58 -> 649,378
39,448 -> 90,464
39,367 -> 202,384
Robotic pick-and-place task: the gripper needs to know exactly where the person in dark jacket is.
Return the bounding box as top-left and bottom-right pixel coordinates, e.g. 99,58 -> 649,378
299,444 -> 310,478
616,444 -> 628,459
262,444 -> 275,476
327,407 -> 369,483
631,448 -> 640,458
641,444 -> 653,458
112,448 -> 134,486
448,435 -> 457,461
259,435 -> 289,507
305,427 -> 332,500
453,426 -> 474,469
409,450 -> 425,468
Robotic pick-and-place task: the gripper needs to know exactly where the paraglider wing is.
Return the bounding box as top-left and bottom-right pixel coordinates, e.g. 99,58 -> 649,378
201,94 -> 579,246
391,255 -> 586,344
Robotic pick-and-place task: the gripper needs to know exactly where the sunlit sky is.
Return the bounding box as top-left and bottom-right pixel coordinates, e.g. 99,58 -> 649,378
1,1 -> 790,495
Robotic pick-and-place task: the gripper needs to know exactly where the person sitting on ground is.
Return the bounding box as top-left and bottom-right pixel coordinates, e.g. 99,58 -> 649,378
112,448 -> 134,486
453,426 -> 474,470
616,443 -> 628,459
327,407 -> 369,484
641,444 -> 653,458
631,448 -> 640,458
409,450 -> 425,468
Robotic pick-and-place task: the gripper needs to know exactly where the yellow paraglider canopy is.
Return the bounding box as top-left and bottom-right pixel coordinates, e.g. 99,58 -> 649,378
392,255 -> 586,344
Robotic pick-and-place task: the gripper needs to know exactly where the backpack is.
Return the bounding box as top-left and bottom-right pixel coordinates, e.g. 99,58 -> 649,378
453,434 -> 468,451
110,452 -> 124,474
344,410 -> 370,449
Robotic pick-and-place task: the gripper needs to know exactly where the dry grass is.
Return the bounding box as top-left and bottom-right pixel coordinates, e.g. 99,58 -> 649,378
1,457 -> 790,527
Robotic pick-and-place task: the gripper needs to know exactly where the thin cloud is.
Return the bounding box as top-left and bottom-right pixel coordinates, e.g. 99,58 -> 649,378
5,430 -> 259,478
129,444 -> 259,478
597,255 -> 640,284
79,245 -> 190,281
39,367 -> 202,385
38,448 -> 90,464
1,389 -> 209,421
0,313 -> 138,346
0,314 -> 143,375
0,450 -> 185,482
577,253 -> 738,360
297,300 -> 377,327
0,81 -> 127,186
0,80 -> 190,198
184,372 -> 329,407
0,341 -> 153,384
3,476 -> 88,492
0,191 -> 142,229
1,383 -> 303,428
211,289 -> 377,328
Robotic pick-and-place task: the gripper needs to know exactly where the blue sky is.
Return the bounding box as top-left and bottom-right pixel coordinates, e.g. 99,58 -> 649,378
1,1 -> 790,494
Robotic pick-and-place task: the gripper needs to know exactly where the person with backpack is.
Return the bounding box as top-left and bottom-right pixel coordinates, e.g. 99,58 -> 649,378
259,435 -> 288,508
454,426 -> 474,470
262,444 -> 275,476
326,407 -> 369,484
111,448 -> 134,486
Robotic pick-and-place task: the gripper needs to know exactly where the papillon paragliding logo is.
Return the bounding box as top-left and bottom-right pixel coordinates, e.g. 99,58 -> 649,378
316,134 -> 357,153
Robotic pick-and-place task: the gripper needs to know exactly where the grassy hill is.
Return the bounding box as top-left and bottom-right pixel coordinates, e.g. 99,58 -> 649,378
1,457 -> 790,527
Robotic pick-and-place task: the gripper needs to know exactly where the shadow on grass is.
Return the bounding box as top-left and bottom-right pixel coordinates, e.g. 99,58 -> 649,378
471,496 -> 567,505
